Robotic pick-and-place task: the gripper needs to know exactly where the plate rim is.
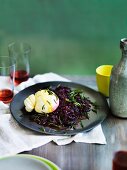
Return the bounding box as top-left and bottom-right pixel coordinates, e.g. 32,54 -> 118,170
0,154 -> 52,170
0,154 -> 60,170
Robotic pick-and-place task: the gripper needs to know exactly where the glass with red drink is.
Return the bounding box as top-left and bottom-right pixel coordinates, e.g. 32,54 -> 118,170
0,56 -> 15,103
113,151 -> 127,170
8,42 -> 31,85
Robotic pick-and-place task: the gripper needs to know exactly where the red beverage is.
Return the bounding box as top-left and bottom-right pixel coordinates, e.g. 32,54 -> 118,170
11,70 -> 29,85
113,151 -> 127,170
0,89 -> 14,104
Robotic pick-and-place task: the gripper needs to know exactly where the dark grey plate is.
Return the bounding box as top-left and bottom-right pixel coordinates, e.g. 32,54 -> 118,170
10,81 -> 109,135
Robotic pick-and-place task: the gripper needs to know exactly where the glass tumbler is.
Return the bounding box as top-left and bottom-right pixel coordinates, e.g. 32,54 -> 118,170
8,42 -> 31,85
113,151 -> 127,170
0,56 -> 15,103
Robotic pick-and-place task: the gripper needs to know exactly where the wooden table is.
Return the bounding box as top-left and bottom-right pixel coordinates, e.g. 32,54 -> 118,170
24,76 -> 127,170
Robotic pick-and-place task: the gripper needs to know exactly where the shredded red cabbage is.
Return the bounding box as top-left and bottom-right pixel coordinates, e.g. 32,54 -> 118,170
30,85 -> 97,130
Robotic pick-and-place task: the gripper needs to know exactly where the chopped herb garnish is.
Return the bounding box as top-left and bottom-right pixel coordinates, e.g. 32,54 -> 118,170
42,105 -> 45,110
46,89 -> 54,95
72,125 -> 76,130
47,100 -> 51,105
82,112 -> 90,119
74,102 -> 81,107
79,92 -> 86,99
80,121 -> 84,128
54,99 -> 57,104
68,89 -> 85,106
40,127 -> 46,132
91,101 -> 99,110
92,109 -> 97,113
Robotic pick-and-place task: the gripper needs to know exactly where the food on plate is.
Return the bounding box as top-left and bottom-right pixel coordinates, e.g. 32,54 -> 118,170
24,94 -> 35,112
24,89 -> 59,113
24,85 -> 97,130
34,89 -> 59,113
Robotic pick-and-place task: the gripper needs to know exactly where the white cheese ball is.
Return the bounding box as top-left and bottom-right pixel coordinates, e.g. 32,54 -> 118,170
35,89 -> 59,113
24,94 -> 35,112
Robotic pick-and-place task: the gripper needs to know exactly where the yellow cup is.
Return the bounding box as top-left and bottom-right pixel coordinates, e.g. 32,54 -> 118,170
96,65 -> 113,97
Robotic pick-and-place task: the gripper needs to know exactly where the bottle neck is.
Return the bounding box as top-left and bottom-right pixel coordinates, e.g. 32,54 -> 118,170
122,50 -> 127,57
119,50 -> 127,70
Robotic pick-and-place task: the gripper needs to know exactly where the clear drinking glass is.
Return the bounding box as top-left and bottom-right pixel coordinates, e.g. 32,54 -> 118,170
0,56 -> 15,103
8,42 -> 31,85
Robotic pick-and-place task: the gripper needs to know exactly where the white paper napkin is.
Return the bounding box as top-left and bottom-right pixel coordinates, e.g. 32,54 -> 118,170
0,72 -> 106,157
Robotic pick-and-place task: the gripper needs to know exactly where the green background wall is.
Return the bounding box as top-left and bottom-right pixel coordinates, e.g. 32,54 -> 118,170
0,0 -> 126,75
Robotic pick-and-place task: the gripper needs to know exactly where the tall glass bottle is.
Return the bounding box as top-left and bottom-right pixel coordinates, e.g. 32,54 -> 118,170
109,38 -> 127,118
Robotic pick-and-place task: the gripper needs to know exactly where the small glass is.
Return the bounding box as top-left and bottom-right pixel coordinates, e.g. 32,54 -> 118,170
8,42 -> 31,85
0,56 -> 15,103
96,65 -> 113,97
112,150 -> 127,170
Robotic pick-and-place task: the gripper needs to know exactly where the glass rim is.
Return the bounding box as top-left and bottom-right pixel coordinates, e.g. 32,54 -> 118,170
8,41 -> 31,53
0,56 -> 15,69
96,65 -> 113,77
